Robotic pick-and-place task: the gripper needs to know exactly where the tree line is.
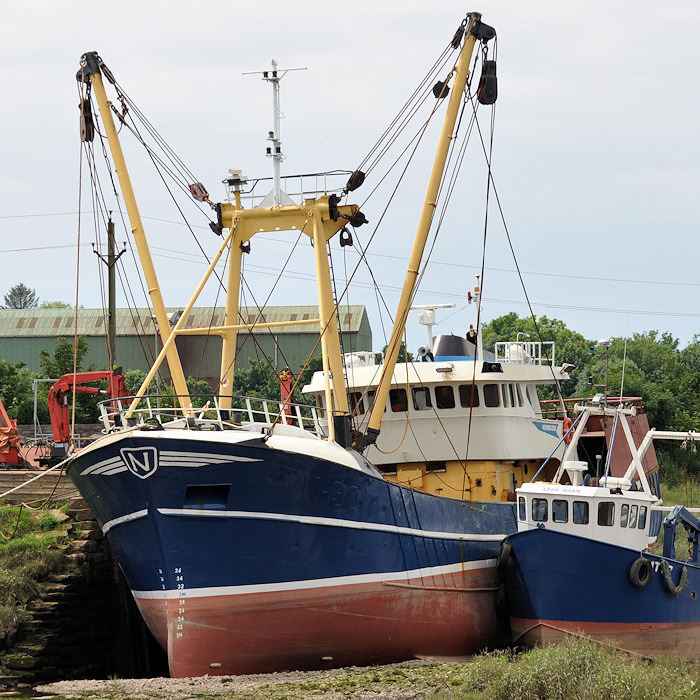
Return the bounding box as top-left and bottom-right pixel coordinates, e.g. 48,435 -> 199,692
3,279 -> 699,482
1,283 -> 70,310
2,308 -> 698,433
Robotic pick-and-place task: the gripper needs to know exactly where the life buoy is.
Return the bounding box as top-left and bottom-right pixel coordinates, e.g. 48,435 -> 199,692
563,417 -> 574,444
629,557 -> 652,588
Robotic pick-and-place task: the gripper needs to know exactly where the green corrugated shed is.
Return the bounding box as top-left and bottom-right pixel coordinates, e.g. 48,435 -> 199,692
0,306 -> 372,385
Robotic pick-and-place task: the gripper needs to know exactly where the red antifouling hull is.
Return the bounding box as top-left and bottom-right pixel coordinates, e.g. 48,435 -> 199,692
136,566 -> 500,677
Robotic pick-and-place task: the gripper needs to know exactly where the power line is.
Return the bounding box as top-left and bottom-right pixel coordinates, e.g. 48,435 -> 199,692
4,230 -> 700,291
3,210 -> 700,290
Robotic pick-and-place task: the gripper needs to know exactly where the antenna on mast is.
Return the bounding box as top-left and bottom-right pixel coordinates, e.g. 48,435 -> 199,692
410,303 -> 457,348
243,61 -> 306,207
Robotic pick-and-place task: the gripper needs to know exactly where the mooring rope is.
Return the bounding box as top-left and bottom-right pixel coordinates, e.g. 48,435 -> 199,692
0,457 -> 73,501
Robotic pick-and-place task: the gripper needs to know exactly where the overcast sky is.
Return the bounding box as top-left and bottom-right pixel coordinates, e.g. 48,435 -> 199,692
2,1 -> 700,359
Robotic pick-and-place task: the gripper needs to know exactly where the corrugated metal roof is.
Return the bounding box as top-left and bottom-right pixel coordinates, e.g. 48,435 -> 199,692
0,306 -> 367,338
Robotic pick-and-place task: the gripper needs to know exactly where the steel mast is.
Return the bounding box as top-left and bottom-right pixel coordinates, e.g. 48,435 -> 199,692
365,13 -> 495,444
78,52 -> 192,412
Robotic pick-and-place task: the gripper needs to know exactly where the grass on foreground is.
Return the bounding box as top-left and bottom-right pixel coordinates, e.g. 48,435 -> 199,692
661,481 -> 700,509
650,480 -> 700,559
0,500 -> 71,643
42,638 -> 700,700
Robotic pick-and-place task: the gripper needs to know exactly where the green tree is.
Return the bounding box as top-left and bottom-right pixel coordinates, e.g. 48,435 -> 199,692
619,331 -> 678,384
297,355 -> 323,396
37,337 -> 98,424
39,300 -> 71,309
481,313 -> 591,397
232,359 -> 283,401
39,337 -> 91,378
3,283 -> 38,309
186,377 -> 215,408
573,332 -> 693,433
125,369 -> 153,396
480,312 -> 520,351
0,360 -> 35,424
374,342 -> 413,365
674,337 -> 700,431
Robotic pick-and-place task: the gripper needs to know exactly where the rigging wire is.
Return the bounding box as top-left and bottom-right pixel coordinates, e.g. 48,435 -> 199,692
215,225 -> 310,395
87,65 -> 315,398
357,40 -> 456,179
358,46 -> 484,462
80,81 -> 170,385
468,88 -> 568,414
72,82 -> 88,452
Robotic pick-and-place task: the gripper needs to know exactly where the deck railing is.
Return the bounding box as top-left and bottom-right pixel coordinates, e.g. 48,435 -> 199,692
494,341 -> 556,366
540,396 -> 646,420
97,393 -> 326,435
225,171 -> 352,208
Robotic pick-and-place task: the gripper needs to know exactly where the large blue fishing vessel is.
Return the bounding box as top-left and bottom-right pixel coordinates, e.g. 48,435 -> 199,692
66,11 -> 577,677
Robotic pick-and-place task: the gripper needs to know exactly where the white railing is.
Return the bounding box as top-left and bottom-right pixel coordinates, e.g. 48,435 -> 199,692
225,171 -> 352,208
494,341 -> 556,366
97,394 -> 326,435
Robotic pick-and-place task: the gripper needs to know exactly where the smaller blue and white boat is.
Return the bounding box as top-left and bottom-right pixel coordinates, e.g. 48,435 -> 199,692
501,397 -> 700,659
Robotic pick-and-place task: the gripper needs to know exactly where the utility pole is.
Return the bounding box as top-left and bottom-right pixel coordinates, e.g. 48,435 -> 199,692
93,215 -> 125,368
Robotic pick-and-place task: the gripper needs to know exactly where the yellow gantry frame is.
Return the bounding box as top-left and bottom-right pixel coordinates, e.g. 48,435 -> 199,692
85,57 -> 357,429
107,192 -> 356,431
216,198 -> 357,441
367,14 -> 481,435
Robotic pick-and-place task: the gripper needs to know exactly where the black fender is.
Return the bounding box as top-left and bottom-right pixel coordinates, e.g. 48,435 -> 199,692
629,557 -> 652,588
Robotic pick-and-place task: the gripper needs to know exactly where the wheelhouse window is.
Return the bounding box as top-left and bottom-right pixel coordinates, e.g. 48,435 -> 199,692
501,384 -> 509,407
552,499 -> 568,523
573,501 -> 589,524
509,384 -> 516,407
518,496 -> 526,521
638,506 -> 648,530
459,384 -> 479,407
484,383 -> 500,407
412,387 -> 432,411
349,392 -> 365,415
629,505 -> 638,528
532,498 -> 548,522
435,385 -> 455,409
597,502 -> 615,527
526,385 -> 540,413
515,384 -> 524,407
620,503 -> 629,528
368,390 -> 386,414
389,388 -> 408,413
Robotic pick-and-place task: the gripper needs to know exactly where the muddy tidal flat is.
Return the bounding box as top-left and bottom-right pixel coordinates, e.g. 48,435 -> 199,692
37,660 -> 446,700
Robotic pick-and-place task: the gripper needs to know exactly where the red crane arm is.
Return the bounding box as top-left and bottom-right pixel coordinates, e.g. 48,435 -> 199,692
48,368 -> 127,444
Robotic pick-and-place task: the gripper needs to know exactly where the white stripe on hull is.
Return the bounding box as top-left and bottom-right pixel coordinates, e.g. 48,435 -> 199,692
132,558 -> 497,600
102,509 -> 149,534
157,506 -> 506,541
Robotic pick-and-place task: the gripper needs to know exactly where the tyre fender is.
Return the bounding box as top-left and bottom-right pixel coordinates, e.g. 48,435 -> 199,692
629,557 -> 652,588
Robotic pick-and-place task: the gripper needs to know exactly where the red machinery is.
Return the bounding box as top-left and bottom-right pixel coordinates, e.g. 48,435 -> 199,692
0,397 -> 23,467
45,368 -> 127,466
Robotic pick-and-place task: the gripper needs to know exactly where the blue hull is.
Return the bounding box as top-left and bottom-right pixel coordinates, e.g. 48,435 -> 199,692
504,527 -> 700,658
67,430 -> 516,675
